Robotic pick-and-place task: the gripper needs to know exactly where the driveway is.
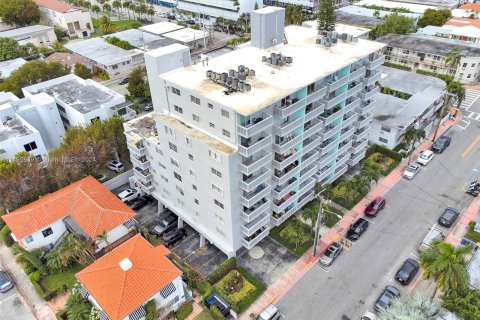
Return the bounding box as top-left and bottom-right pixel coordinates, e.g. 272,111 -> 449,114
277,119 -> 480,319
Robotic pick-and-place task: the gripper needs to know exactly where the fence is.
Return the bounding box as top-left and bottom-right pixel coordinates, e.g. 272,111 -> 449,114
102,169 -> 133,190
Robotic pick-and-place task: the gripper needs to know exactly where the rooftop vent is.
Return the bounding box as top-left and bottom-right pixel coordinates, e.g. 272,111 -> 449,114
119,258 -> 133,271
262,52 -> 292,66
316,31 -> 358,48
206,64 -> 254,94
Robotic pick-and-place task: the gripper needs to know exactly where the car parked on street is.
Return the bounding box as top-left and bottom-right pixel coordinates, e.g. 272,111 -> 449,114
255,305 -> 281,320
373,285 -> 400,312
0,269 -> 14,293
107,160 -> 124,173
403,163 -> 421,180
346,218 -> 369,241
395,258 -> 420,285
364,197 -> 386,217
320,242 -> 343,266
117,187 -> 141,203
432,136 -> 451,153
118,77 -> 129,85
163,228 -> 187,248
416,150 -> 434,166
151,214 -> 178,237
438,207 -> 460,227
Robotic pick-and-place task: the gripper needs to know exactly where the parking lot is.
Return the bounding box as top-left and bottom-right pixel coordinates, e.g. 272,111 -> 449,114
0,279 -> 33,320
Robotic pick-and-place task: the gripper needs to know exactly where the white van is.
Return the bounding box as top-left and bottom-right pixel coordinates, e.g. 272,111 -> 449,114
256,305 -> 281,320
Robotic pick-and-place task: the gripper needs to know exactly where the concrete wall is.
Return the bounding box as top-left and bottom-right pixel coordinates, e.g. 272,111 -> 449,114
39,6 -> 93,38
102,169 -> 133,190
21,219 -> 67,251
95,223 -> 134,251
14,28 -> 57,46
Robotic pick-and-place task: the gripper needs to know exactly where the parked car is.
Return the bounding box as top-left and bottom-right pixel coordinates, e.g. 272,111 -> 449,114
117,187 -> 141,203
432,136 -> 451,153
373,285 -> 400,312
346,218 -> 369,241
255,305 -> 281,320
418,226 -> 445,252
205,293 -> 231,316
0,269 -> 14,293
107,160 -> 124,173
163,228 -> 187,248
438,207 -> 460,227
118,77 -> 129,85
361,312 -> 377,320
320,242 -> 343,266
364,196 -> 386,217
151,215 -> 177,237
403,163 -> 421,180
416,150 -> 434,166
395,258 -> 420,285
144,102 -> 153,111
127,196 -> 150,210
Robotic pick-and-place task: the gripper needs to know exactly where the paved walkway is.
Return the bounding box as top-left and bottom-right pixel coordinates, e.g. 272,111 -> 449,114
0,244 -> 56,320
185,295 -> 202,320
240,116 -> 460,319
446,194 -> 480,247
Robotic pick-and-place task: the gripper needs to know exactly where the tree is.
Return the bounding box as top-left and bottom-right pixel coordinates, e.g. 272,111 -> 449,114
302,199 -> 321,233
400,126 -> 425,162
317,0 -> 336,32
445,48 -> 465,70
420,240 -> 471,295
74,63 -> 93,79
0,61 -> 69,97
66,292 -> 91,320
99,15 -> 117,34
16,247 -> 47,275
279,217 -> 308,249
129,4 -> 137,20
112,0 -> 122,20
254,2 -> 259,10
442,288 -> 480,320
447,80 -> 466,108
359,162 -> 382,186
105,36 -> 134,49
57,234 -> 92,266
102,3 -> 111,15
147,8 -> 155,21
285,6 -> 304,26
418,9 -> 452,28
127,67 -> 149,98
45,248 -> 67,273
370,13 -> 414,39
92,4 -> 101,18
0,38 -> 38,62
378,292 -> 440,320
337,177 -> 360,204
0,0 -> 40,27
123,1 -> 131,20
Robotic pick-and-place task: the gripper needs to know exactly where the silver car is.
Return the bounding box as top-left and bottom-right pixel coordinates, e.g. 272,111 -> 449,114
403,163 -> 421,180
320,242 -> 343,266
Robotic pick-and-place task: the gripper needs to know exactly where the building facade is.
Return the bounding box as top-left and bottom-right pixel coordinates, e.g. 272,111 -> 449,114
125,7 -> 384,257
0,25 -> 57,46
263,0 -> 348,13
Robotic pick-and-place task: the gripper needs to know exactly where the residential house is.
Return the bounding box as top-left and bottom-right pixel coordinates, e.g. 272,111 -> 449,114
2,176 -> 137,253
336,5 -> 421,26
45,52 -> 87,71
103,29 -> 175,51
418,24 -> 480,45
0,25 -> 57,46
0,58 -> 27,78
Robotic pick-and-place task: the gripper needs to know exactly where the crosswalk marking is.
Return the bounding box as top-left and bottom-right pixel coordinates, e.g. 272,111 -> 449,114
462,89 -> 480,109
467,112 -> 480,121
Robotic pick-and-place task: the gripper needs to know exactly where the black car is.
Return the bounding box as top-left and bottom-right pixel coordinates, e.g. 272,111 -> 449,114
395,258 -> 420,285
118,77 -> 129,85
127,196 -> 150,210
0,269 -> 14,293
432,136 -> 451,153
438,207 -> 460,227
163,228 -> 187,248
373,285 -> 400,312
151,215 -> 178,237
346,218 -> 369,241
144,103 -> 153,111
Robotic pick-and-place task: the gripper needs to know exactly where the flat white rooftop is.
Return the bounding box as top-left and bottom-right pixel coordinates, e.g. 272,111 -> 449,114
302,21 -> 371,38
161,25 -> 385,116
140,21 -> 185,36
0,58 -> 27,78
65,38 -> 133,66
0,118 -> 32,142
0,25 -> 53,38
356,0 -> 436,13
162,27 -> 208,43
337,5 -> 421,20
103,29 -> 174,50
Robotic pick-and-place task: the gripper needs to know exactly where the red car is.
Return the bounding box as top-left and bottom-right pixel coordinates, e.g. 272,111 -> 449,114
364,196 -> 386,217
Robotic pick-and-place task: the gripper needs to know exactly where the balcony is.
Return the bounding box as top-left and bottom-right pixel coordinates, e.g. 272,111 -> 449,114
273,176 -> 298,199
298,178 -> 315,198
300,164 -> 317,182
343,112 -> 357,128
365,54 -> 385,69
327,75 -> 349,92
305,102 -> 325,122
303,120 -> 323,139
339,126 -> 355,143
237,115 -> 273,138
277,97 -> 305,118
345,82 -> 363,100
274,117 -> 304,136
323,92 -> 347,110
354,113 -> 373,129
130,155 -> 150,171
239,153 -> 271,176
273,150 -> 302,171
319,137 -> 338,156
239,134 -> 271,157
349,66 -> 366,81
333,164 -> 348,180
350,139 -> 368,154
273,163 -> 301,185
128,140 -> 147,156
316,164 -> 335,182
242,213 -> 270,236
303,135 -> 321,154
242,226 -> 269,249
301,150 -> 318,169
242,199 -> 270,223
320,106 -> 343,126
364,71 -> 381,86
336,152 -> 350,168
361,86 -> 380,101
353,127 -> 371,141
318,150 -> 336,169
136,179 -> 155,194
273,191 -> 297,213
347,150 -> 366,166
241,185 -> 271,208
297,191 -> 315,209
355,100 -> 375,115
134,167 -> 153,182
273,134 -> 302,154
337,140 -> 353,155
322,122 -> 342,141
240,169 -> 271,193
306,86 -> 327,104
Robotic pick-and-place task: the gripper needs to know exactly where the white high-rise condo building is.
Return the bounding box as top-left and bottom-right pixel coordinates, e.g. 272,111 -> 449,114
125,7 -> 385,257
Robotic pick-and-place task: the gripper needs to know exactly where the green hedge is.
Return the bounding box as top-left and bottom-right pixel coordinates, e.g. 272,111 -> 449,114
210,306 -> 225,320
31,280 -> 48,300
207,258 -> 237,284
365,144 -> 403,162
416,69 -> 453,84
465,221 -> 480,243
235,267 -> 266,314
176,302 -> 193,320
0,225 -> 14,247
383,62 -> 412,71
55,309 -> 67,320
145,300 -> 156,320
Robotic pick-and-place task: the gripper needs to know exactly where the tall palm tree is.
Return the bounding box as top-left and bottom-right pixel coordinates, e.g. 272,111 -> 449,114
420,240 -> 471,295
360,163 -> 382,186
102,3 -> 111,16
123,1 -> 131,20
401,126 -> 425,163
129,4 -> 137,20
45,248 -> 67,273
378,292 -> 440,320
66,300 -> 91,320
99,15 -> 117,34
445,47 -> 465,70
92,4 -> 101,19
147,8 -> 155,21
112,0 -> 122,20
448,80 -> 466,109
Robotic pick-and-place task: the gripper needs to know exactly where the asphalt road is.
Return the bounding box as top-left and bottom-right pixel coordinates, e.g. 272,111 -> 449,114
277,94 -> 480,319
0,283 -> 33,320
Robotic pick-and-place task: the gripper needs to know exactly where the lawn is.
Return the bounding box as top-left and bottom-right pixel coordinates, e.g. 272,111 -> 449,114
269,216 -> 313,257
194,309 -> 214,320
330,184 -> 367,210
91,18 -> 144,36
40,263 -> 84,294
323,205 -> 343,228
465,221 -> 480,244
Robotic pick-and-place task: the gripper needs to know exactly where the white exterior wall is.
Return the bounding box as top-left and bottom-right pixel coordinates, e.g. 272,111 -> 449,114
95,223 -> 134,251
104,58 -> 135,77
369,121 -> 401,149
38,6 -> 93,38
177,0 -> 261,24
20,219 -> 67,251
13,28 -> 57,46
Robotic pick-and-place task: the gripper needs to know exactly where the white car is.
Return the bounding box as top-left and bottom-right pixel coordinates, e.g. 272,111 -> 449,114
117,187 -> 141,203
416,150 -> 434,166
403,163 -> 421,180
107,160 -> 124,173
361,311 -> 377,320
255,305 -> 281,320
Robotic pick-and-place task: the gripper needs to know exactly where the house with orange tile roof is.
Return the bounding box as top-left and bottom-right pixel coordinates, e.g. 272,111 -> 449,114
2,176 -> 137,253
76,235 -> 188,320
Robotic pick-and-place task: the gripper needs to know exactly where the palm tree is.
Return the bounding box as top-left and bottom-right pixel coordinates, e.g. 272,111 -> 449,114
445,47 -> 465,70
92,5 -> 101,19
66,299 -> 91,320
129,4 -> 137,20
401,126 -> 425,163
337,177 -> 360,204
448,80 -> 466,109
147,8 -> 155,21
378,292 -> 440,320
420,240 -> 471,295
112,0 -> 122,20
97,230 -> 109,245
360,163 -> 382,186
59,234 -> 92,266
99,15 -> 117,34
45,248 -> 68,273
102,3 -> 111,16
302,199 -> 321,233
123,1 -> 131,20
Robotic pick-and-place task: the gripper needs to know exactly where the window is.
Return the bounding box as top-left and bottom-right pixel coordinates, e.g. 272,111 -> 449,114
209,122 -> 215,128
216,227 -> 225,236
35,155 -> 43,162
190,95 -> 200,105
221,109 -> 230,118
381,125 -> 391,132
379,137 -> 388,144
468,74 -> 472,79
188,154 -> 194,160
385,56 -> 391,61
24,235 -> 33,244
430,66 -> 437,71
400,59 -> 407,64
174,105 -> 183,114
402,49 -> 409,54
164,126 -> 175,138
42,227 -> 53,238
159,162 -> 166,169
160,175 -> 169,183
463,63 -> 468,68
176,186 -> 184,196
212,184 -> 223,195
185,137 -> 192,146
174,172 -> 182,181
195,199 -> 199,204
170,158 -> 179,168
112,64 -> 118,70
192,114 -> 200,122
24,141 -> 37,152
459,73 -> 464,78
215,213 -> 224,222
171,87 -> 181,95
169,142 -> 177,152
386,46 -> 393,52
208,150 -> 221,163
189,169 -> 196,178
211,167 -> 222,178
472,63 -> 476,68
214,199 -> 224,209
192,184 -> 197,191
433,55 -> 441,61
177,199 -> 185,207
208,103 -> 213,109
222,129 -> 230,138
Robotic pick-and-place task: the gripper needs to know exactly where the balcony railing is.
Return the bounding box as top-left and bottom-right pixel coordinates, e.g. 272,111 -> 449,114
239,153 -> 271,176
304,103 -> 325,122
300,164 -> 317,182
273,191 -> 297,213
272,200 -> 298,226
320,107 -> 343,126
322,122 -> 342,141
303,120 -> 323,139
354,113 -> 373,129
336,152 -> 350,168
350,139 -> 368,154
276,97 -> 305,118
345,82 -> 363,100
128,140 -> 147,156
297,191 -> 315,209
364,71 -> 381,86
239,134 -> 271,157
337,140 -> 353,155
274,116 -> 304,136
134,167 -> 153,182
242,227 -> 269,249
365,54 -> 385,69
319,137 -> 339,156
301,150 -> 318,169
241,185 -> 271,208
130,155 -> 150,171
342,112 -> 357,128
273,150 -> 302,171
349,66 -> 366,81
239,169 -> 271,193
353,127 -> 371,141
327,75 -> 349,92
136,179 -> 155,194
303,135 -> 320,154
273,164 -> 301,185
323,92 -> 347,110
339,126 -> 355,143
298,178 -> 315,198
361,86 -> 380,101
316,164 -> 335,182
318,150 -> 336,169
272,177 -> 298,199
273,134 -> 302,154
237,115 -> 273,138
306,86 -> 327,104
355,100 -> 375,115
347,150 -> 366,166
242,199 -> 270,223
242,213 -> 270,236
334,164 -> 348,180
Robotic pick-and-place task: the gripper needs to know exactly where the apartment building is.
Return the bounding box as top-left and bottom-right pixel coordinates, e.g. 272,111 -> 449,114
176,0 -> 260,25
0,25 -> 57,47
35,0 -> 93,38
125,7 -> 385,257
377,33 -> 480,84
263,0 -> 348,13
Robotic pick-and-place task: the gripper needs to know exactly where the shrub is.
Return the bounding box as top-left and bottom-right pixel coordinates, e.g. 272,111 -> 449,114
207,258 -> 237,284
415,69 -> 453,85
236,267 -> 266,313
145,300 -> 156,320
31,280 -> 48,300
383,62 -> 412,71
55,309 -> 67,320
105,36 -> 135,50
176,302 -> 193,320
0,225 -> 14,247
29,271 -> 41,282
210,306 -> 225,320
214,270 -> 255,310
365,144 -> 403,162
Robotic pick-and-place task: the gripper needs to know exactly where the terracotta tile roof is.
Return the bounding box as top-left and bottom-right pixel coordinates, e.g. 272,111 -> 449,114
445,17 -> 480,29
460,3 -> 480,11
45,52 -> 87,67
2,176 -> 136,240
35,0 -> 78,13
76,235 -> 181,320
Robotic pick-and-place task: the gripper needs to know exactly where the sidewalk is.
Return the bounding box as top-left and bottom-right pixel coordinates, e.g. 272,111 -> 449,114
240,116 -> 460,319
0,244 -> 56,320
446,195 -> 480,247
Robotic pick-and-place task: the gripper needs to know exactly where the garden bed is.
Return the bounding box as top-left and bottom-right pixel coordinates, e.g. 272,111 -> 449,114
465,221 -> 480,243
269,216 -> 313,257
40,263 -> 83,297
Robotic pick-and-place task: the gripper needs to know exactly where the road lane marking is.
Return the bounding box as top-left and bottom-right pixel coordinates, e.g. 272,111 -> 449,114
0,294 -> 16,304
315,264 -> 329,272
461,134 -> 480,158
268,295 -> 278,304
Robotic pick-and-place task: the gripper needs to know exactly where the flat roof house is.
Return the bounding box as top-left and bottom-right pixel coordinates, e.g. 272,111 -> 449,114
103,29 -> 175,51
2,176 -> 137,254
0,58 -> 27,78
76,235 -> 187,320
0,25 -> 57,47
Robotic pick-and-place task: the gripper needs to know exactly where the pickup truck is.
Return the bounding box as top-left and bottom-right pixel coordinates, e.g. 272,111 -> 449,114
418,226 -> 445,252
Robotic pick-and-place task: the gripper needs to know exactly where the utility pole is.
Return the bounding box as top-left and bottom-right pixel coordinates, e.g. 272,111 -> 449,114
432,93 -> 453,142
312,189 -> 326,256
